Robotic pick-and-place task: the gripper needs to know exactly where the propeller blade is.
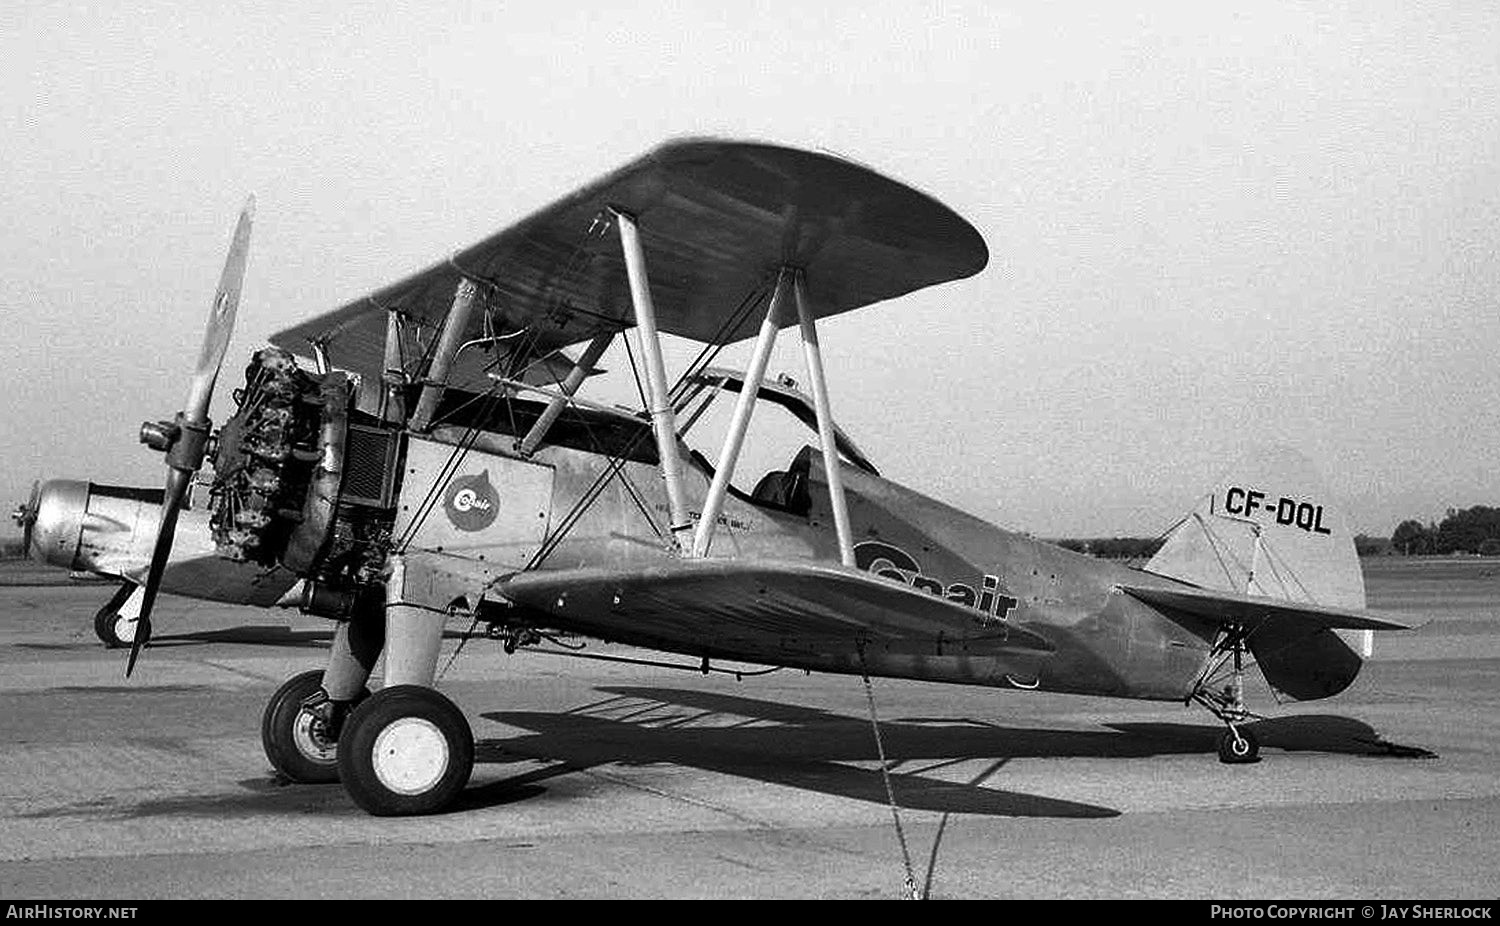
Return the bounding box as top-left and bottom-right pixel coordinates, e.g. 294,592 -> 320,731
126,469 -> 191,676
11,481 -> 40,557
127,197 -> 255,676
184,194 -> 255,426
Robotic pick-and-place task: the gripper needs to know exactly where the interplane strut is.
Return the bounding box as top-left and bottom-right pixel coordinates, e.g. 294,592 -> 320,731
614,209 -> 694,551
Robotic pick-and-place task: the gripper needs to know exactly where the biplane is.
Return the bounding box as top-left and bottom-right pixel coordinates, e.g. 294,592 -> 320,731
13,139 -> 1411,816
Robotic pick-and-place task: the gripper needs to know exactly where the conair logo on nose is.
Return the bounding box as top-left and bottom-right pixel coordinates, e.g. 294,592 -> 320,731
444,471 -> 498,532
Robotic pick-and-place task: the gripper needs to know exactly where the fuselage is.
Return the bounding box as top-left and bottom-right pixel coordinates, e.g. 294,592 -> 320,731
521,435 -> 1215,701
26,380 -> 1217,704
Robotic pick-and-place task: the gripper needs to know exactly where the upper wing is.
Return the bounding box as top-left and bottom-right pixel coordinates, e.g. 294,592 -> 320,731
1119,582 -> 1413,633
269,138 -> 988,383
497,559 -> 1053,657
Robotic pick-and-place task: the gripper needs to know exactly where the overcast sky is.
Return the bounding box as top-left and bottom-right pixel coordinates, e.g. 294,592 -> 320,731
2,1 -> 1496,539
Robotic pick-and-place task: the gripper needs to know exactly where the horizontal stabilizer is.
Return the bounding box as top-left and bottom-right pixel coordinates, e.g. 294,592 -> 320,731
498,559 -> 1054,655
1120,583 -> 1413,633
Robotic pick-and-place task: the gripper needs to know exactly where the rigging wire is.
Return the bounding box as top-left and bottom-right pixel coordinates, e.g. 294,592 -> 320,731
393,385 -> 509,551
856,640 -> 921,901
437,612 -> 483,682
514,277 -> 774,573
442,264 -> 781,660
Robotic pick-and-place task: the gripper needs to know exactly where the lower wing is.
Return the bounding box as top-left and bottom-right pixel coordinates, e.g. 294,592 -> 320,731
497,559 -> 1055,658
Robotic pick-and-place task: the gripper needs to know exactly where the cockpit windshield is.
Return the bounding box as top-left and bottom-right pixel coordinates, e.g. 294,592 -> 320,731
676,367 -> 877,513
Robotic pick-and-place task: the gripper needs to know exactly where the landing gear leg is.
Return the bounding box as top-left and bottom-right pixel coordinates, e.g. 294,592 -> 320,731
1191,623 -> 1262,765
336,554 -> 474,815
261,601 -> 383,782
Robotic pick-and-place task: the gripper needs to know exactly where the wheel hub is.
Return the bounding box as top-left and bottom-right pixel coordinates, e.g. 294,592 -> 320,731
292,708 -> 337,762
371,718 -> 450,795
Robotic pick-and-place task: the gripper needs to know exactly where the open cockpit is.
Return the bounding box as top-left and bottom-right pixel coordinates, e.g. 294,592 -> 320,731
675,366 -> 877,519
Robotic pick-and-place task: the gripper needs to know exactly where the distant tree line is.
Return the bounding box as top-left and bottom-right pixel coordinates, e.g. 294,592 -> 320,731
1058,505 -> 1500,560
1388,506 -> 1500,556
1353,534 -> 1392,557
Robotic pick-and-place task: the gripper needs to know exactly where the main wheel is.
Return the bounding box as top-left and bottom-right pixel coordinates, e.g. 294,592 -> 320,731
1218,726 -> 1261,764
337,685 -> 474,816
261,670 -> 362,784
94,605 -> 144,649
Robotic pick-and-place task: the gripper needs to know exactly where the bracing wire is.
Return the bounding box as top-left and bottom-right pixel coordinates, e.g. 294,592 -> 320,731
516,277 -> 775,573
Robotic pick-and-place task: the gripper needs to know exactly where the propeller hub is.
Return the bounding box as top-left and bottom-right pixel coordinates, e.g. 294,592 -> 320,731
11,482 -> 40,556
139,419 -> 180,452
10,491 -> 35,531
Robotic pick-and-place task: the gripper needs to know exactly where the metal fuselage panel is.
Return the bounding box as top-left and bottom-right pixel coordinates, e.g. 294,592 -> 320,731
515,438 -> 1213,702
394,436 -> 554,567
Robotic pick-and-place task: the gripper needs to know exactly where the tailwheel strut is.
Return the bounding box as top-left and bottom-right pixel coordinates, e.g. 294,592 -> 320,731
1189,623 -> 1262,765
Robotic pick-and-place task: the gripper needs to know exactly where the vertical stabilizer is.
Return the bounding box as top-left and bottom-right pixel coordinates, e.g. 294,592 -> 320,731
1145,446 -> 1371,657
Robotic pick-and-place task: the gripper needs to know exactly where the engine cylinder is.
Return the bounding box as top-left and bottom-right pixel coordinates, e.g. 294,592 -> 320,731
207,346 -> 396,601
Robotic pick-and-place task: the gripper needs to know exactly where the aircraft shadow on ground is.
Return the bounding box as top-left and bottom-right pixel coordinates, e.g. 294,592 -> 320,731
45,690 -> 1434,827
466,685 -> 1137,818
13,628 -> 336,653
463,686 -> 1437,817
136,626 -> 478,650
1107,715 -> 1437,759
143,627 -> 335,648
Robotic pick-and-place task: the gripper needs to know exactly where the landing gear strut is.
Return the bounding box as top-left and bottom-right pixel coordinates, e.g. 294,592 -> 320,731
320,554 -> 476,815
263,555 -> 476,815
1191,623 -> 1262,765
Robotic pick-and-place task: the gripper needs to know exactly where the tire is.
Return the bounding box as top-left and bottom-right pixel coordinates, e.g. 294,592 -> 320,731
1218,726 -> 1261,764
94,606 -> 143,649
261,670 -> 357,784
337,686 -> 474,816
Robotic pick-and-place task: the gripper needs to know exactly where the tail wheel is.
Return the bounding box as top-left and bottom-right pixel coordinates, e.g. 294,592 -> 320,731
337,685 -> 473,816
262,669 -> 366,784
1218,726 -> 1261,764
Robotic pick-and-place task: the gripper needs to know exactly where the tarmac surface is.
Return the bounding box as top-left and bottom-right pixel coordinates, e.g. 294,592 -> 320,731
0,557 -> 1496,900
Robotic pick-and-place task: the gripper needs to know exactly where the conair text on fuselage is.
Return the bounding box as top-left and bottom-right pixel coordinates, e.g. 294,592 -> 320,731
854,541 -> 1018,623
